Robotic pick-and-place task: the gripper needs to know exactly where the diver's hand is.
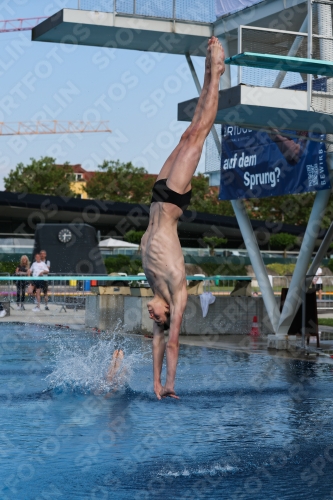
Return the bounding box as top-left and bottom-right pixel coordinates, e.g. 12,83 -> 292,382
160,386 -> 179,400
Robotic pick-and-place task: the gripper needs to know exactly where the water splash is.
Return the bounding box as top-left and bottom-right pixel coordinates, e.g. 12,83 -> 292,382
158,463 -> 238,478
46,330 -> 150,394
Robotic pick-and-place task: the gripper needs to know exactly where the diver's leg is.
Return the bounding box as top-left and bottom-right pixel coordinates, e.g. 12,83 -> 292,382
156,37 -> 216,182
166,38 -> 224,194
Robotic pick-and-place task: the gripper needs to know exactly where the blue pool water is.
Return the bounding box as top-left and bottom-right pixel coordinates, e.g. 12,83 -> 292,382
1,324 -> 333,499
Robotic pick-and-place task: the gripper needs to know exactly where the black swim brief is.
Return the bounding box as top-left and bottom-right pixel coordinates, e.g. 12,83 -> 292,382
151,178 -> 192,212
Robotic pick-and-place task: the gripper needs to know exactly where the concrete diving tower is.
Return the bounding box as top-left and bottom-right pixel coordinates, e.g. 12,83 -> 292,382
32,9 -> 211,56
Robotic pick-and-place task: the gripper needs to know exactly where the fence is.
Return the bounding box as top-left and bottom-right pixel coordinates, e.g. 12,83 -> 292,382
1,274 -> 333,312
78,0 -> 216,23
1,275 -> 94,312
0,275 -> 251,310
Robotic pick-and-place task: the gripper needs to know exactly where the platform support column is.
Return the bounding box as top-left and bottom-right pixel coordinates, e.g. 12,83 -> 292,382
277,171 -> 332,335
231,199 -> 280,332
278,0 -> 333,336
306,220 -> 333,290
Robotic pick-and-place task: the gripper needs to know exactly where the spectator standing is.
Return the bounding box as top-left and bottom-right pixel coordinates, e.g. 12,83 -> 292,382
0,304 -> 6,318
28,254 -> 49,312
313,266 -> 323,300
15,255 -> 30,310
40,250 -> 50,310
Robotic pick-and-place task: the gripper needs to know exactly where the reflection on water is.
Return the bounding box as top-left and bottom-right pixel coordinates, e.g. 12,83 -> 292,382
0,324 -> 333,500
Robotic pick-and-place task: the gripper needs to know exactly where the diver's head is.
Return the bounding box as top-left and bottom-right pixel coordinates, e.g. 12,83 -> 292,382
147,297 -> 170,327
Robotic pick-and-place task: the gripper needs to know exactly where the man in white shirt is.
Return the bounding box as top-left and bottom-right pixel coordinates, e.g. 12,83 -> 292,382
313,266 -> 323,300
29,253 -> 49,312
40,250 -> 50,310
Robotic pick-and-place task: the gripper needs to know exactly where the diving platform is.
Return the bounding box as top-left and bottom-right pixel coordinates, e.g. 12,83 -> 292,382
178,84 -> 333,135
226,52 -> 333,78
32,8 -> 211,56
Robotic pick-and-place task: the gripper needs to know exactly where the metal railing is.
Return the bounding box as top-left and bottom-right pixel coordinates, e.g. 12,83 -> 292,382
1,275 -> 95,312
78,0 -> 215,23
2,274 -> 333,312
0,275 -> 252,309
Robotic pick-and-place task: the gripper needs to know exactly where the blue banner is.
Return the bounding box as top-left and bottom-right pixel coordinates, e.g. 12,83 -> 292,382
219,127 -> 330,200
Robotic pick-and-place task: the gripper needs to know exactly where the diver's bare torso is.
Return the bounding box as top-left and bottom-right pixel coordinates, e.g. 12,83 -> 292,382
141,202 -> 187,307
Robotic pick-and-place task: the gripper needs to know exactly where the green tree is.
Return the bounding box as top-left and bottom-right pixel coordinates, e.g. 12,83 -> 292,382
104,255 -> 142,275
124,230 -> 145,244
0,261 -> 18,274
4,157 -> 75,197
189,174 -> 234,216
269,232 -> 297,258
266,263 -> 296,275
203,236 -> 228,256
327,242 -> 333,258
244,192 -> 329,227
85,160 -> 155,203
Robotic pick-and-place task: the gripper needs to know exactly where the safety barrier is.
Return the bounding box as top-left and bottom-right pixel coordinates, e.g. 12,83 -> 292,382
0,274 -> 98,312
0,275 -> 251,310
78,0 -> 215,23
3,274 -> 332,312
0,273 -> 11,304
268,274 -> 333,311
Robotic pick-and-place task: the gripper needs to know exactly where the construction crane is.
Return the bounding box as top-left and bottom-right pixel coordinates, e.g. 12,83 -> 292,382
0,17 -> 48,33
0,121 -> 112,136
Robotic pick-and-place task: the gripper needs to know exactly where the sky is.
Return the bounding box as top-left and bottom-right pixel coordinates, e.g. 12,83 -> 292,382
0,0 -> 209,189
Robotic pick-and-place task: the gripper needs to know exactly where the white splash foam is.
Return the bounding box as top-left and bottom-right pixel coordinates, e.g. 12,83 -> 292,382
158,463 -> 237,478
45,331 -> 149,394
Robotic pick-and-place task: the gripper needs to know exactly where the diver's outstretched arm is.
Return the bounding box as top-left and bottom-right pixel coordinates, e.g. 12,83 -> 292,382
153,322 -> 166,400
159,312 -> 182,400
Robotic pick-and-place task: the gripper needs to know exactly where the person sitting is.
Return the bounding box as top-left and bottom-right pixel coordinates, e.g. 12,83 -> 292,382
28,253 -> 49,312
15,255 -> 30,310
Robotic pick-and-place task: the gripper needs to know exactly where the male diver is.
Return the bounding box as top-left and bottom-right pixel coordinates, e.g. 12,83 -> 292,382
141,37 -> 225,400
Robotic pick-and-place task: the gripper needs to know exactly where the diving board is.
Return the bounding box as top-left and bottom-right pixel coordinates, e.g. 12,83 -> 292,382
226,52 -> 333,77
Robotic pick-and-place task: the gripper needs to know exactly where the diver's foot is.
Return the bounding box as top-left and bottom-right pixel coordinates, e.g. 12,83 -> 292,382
210,36 -> 225,77
205,37 -> 214,74
160,386 -> 179,400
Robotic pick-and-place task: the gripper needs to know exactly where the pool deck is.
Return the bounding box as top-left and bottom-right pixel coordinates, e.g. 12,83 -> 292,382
177,333 -> 333,362
1,303 -> 85,329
